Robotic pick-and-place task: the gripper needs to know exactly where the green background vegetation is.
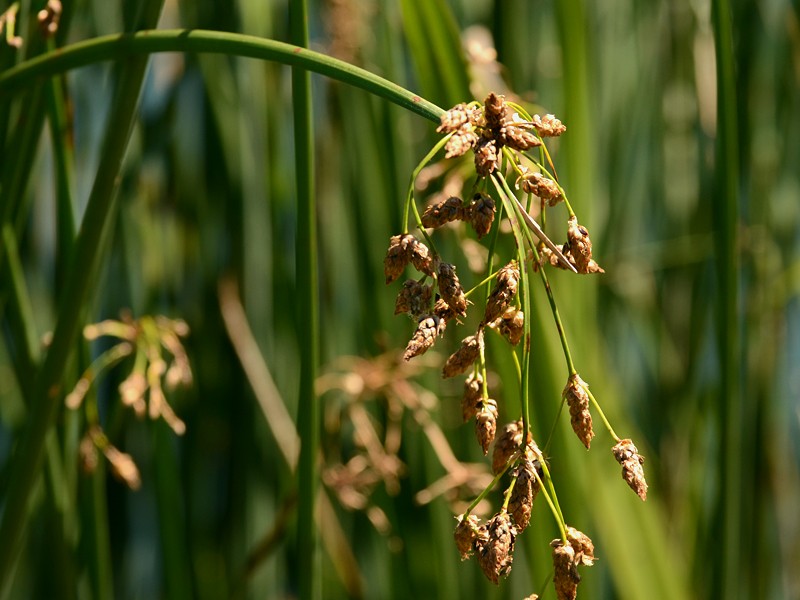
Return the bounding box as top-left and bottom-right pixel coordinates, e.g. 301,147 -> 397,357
0,0 -> 798,598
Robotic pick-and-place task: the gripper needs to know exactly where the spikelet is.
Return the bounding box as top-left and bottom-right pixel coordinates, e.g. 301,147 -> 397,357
468,193 -> 496,239
565,526 -> 596,566
461,372 -> 484,422
442,330 -> 483,378
566,217 -> 604,274
437,103 -> 478,134
612,439 -> 648,500
492,420 -> 526,474
421,196 -> 466,228
104,446 -> 142,490
403,315 -> 443,361
551,540 -> 580,600
501,119 -> 542,152
384,234 -> 415,284
474,139 -> 500,177
454,513 -> 481,560
508,458 -> 540,532
475,399 -> 498,454
433,297 -> 459,326
409,237 -> 436,277
563,373 -> 594,449
484,260 -> 520,322
475,511 -> 516,584
394,279 -> 433,316
445,124 -> 480,159
493,307 -> 525,346
437,262 -> 467,316
531,113 -> 566,137
483,92 -> 508,131
519,172 -> 564,206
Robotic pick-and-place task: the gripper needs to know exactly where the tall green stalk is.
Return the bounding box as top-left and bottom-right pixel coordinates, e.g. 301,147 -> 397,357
289,0 -> 319,598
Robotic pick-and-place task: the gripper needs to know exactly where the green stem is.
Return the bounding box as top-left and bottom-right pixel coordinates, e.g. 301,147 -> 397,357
402,134 -> 450,234
0,29 -> 445,124
0,2 -> 165,590
290,0 -> 319,598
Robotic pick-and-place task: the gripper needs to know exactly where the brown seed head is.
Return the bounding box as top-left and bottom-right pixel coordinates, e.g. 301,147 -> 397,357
612,439 -> 648,500
474,139 -> 500,177
532,113 -> 566,137
394,279 -> 433,316
509,458 -> 541,532
384,234 -> 414,284
566,526 -> 596,566
483,92 -> 509,131
475,511 -> 517,584
493,307 -> 525,346
563,373 -> 594,449
461,372 -> 484,422
438,103 -> 479,134
468,193 -> 496,239
444,124 -> 480,159
442,330 -> 484,378
551,540 -> 580,600
484,260 -> 520,322
475,399 -> 498,454
421,196 -> 466,228
403,315 -> 443,361
437,262 -> 467,316
454,513 -> 481,560
501,121 -> 542,152
520,172 -> 564,206
409,237 -> 436,277
433,298 -> 458,326
492,420 -> 528,474
566,217 -> 601,274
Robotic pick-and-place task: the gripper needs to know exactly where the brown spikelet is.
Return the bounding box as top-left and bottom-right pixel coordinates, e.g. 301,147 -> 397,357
468,193 -> 497,239
437,262 -> 467,316
475,399 -> 498,454
384,234 -> 414,284
475,511 -> 516,584
454,513 -> 481,560
394,279 -> 433,316
551,540 -> 580,600
508,459 -> 540,532
566,217 -> 603,274
492,420 -> 526,474
532,113 -> 566,137
437,103 -> 478,134
403,315 -> 443,361
445,124 -> 480,158
433,298 -> 458,326
484,260 -> 520,322
483,92 -> 508,130
565,526 -> 596,566
474,139 -> 500,177
501,121 -> 542,152
443,330 -> 483,378
563,374 -> 594,449
409,237 -> 436,277
520,172 -> 564,206
421,196 -> 465,228
493,307 -> 525,345
461,372 -> 484,422
612,439 -> 648,500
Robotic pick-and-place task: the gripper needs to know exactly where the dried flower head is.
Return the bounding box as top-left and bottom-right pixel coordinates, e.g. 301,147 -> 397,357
532,113 -> 566,137
484,260 -> 520,322
475,511 -> 517,584
384,234 -> 415,284
421,196 -> 467,229
612,439 -> 648,500
394,279 -> 433,316
475,398 -> 498,454
563,374 -> 594,449
454,513 -> 481,560
508,458 -> 541,532
445,124 -> 480,159
468,193 -> 496,239
443,330 -> 483,378
433,297 -> 459,325
461,372 -> 484,422
403,315 -> 444,361
501,119 -> 542,152
37,0 -> 62,37
566,526 -> 596,566
474,139 -> 500,177
551,540 -> 580,600
437,103 -> 478,134
492,420 -> 527,474
483,92 -> 509,131
437,262 -> 467,316
492,307 -> 525,346
520,172 -> 564,206
566,217 -> 603,274
409,237 -> 436,277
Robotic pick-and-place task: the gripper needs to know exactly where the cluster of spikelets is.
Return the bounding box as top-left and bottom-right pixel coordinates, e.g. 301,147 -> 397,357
384,91 -> 649,598
65,313 -> 192,490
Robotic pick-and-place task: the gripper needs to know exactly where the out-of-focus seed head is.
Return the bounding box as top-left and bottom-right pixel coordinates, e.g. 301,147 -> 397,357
468,193 -> 496,239
519,172 -> 564,206
475,399 -> 498,454
474,139 -> 500,177
566,217 -> 603,274
566,526 -> 596,566
437,103 -> 479,134
409,237 -> 436,277
437,262 -> 467,316
492,420 -> 527,474
483,92 -> 509,130
421,196 -> 466,229
508,458 -> 540,532
104,446 -> 142,491
454,513 -> 481,560
403,315 -> 443,361
532,113 -> 566,137
475,511 -> 517,584
612,439 -> 648,500
484,260 -> 520,322
394,279 -> 433,316
551,540 -> 580,600
79,433 -> 99,474
384,234 -> 414,284
442,330 -> 484,378
563,373 -> 594,449
462,372 -> 484,422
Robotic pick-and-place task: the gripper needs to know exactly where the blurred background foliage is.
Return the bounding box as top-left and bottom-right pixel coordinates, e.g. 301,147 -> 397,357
0,0 -> 798,598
